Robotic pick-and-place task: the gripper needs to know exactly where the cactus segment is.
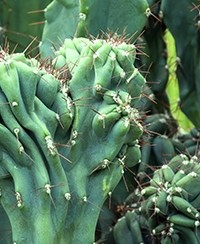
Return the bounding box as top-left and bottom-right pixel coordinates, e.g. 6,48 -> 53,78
0,50 -> 71,243
40,0 -> 149,58
0,37 -> 145,243
127,154 -> 200,243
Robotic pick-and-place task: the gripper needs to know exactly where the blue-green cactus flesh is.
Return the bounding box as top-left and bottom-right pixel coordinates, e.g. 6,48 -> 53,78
0,36 -> 145,243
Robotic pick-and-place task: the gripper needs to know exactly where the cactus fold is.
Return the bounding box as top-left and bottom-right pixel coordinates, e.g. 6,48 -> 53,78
0,36 -> 145,243
2,0 -> 200,243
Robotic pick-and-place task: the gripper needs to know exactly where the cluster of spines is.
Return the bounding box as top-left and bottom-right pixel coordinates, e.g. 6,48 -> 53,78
54,37 -> 145,154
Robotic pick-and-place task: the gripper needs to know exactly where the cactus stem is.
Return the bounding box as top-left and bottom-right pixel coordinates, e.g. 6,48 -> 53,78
109,53 -> 116,61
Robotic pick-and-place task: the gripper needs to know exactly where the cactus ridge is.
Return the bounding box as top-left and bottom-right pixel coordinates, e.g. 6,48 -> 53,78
117,154 -> 200,243
0,36 -> 146,243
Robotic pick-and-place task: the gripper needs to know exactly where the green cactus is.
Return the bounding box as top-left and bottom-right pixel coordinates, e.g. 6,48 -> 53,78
112,154 -> 200,243
40,0 -> 150,57
135,0 -> 170,115
0,36 -> 145,243
137,113 -> 179,180
177,127 -> 200,156
2,0 -> 200,243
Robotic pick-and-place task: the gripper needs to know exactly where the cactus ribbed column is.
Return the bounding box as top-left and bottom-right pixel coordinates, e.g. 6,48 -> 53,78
0,37 -> 145,243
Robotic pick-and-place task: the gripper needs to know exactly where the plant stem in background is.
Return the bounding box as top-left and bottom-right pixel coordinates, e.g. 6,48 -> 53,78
165,30 -> 194,132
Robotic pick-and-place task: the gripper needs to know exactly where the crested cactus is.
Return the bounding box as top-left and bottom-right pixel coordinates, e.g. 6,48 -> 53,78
0,36 -> 145,243
2,0 -> 200,243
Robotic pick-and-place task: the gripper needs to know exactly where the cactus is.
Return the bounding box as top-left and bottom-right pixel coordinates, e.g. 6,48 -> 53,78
177,127 -> 200,156
2,0 -> 200,243
40,0 -> 150,57
135,0 -> 170,114
137,113 -> 178,181
0,36 -> 145,243
39,0 -> 79,57
112,154 -> 200,243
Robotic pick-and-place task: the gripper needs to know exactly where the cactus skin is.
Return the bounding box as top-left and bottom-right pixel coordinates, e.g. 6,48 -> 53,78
0,49 -> 71,243
0,37 -> 144,243
75,0 -> 149,38
55,38 -> 145,243
137,113 -> 179,181
0,205 -> 12,244
112,154 -> 200,244
40,0 -> 79,57
40,0 -> 150,57
135,0 -> 170,115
